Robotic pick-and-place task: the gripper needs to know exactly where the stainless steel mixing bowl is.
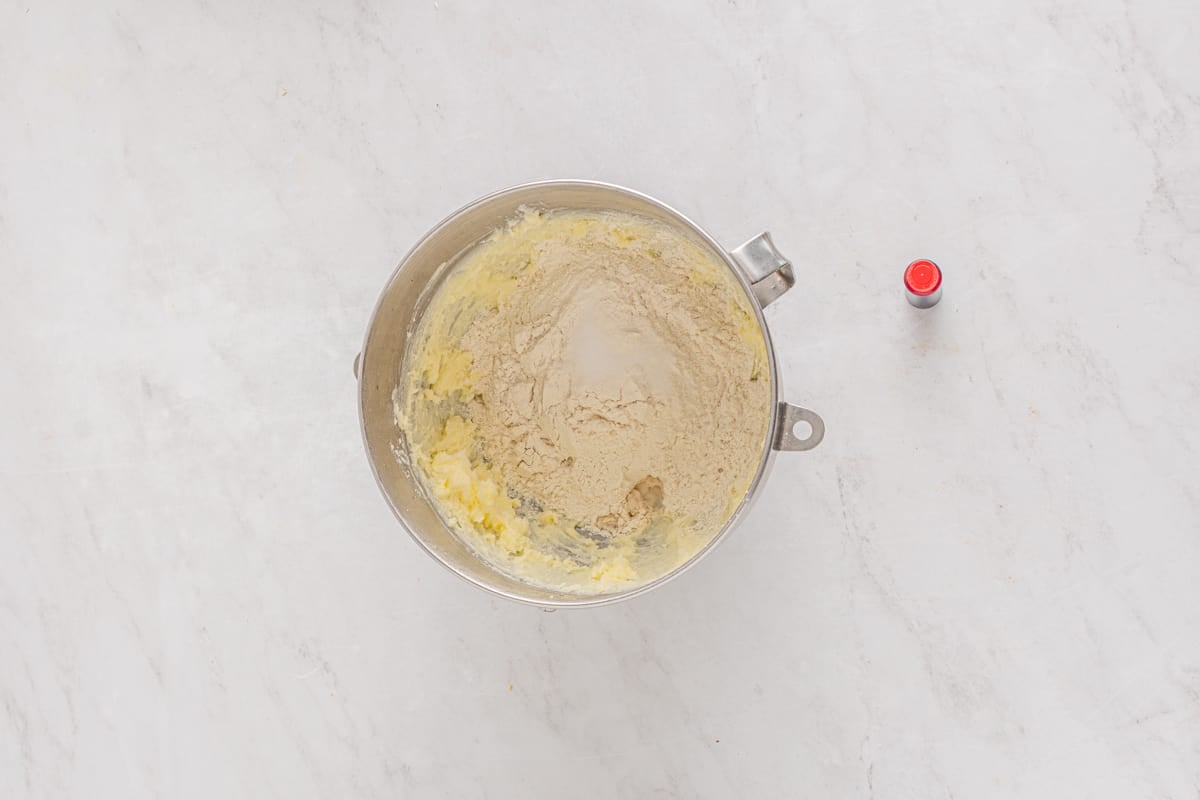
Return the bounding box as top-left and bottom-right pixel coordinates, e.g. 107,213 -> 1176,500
356,180 -> 823,607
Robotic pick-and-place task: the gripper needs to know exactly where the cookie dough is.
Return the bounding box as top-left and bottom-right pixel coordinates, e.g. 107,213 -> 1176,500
396,208 -> 770,593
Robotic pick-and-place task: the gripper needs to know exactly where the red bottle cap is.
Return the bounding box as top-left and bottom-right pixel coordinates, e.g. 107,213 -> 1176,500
904,259 -> 942,296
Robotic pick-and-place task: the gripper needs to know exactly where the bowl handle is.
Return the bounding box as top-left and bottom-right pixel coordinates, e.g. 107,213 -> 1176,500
729,232 -> 795,308
774,402 -> 825,451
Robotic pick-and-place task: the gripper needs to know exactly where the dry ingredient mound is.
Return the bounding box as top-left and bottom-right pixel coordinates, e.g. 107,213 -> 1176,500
396,208 -> 771,594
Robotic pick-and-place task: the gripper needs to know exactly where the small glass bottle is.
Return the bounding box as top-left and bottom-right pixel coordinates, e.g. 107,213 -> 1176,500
904,259 -> 943,308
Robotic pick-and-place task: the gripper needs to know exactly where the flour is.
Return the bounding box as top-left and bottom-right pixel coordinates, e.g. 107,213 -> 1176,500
399,208 -> 771,592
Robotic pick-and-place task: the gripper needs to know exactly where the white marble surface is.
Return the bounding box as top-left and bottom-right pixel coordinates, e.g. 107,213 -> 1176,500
3,0 -> 1199,796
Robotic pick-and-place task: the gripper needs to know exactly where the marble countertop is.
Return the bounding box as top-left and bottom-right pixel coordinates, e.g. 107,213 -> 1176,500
3,0 -> 1198,797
